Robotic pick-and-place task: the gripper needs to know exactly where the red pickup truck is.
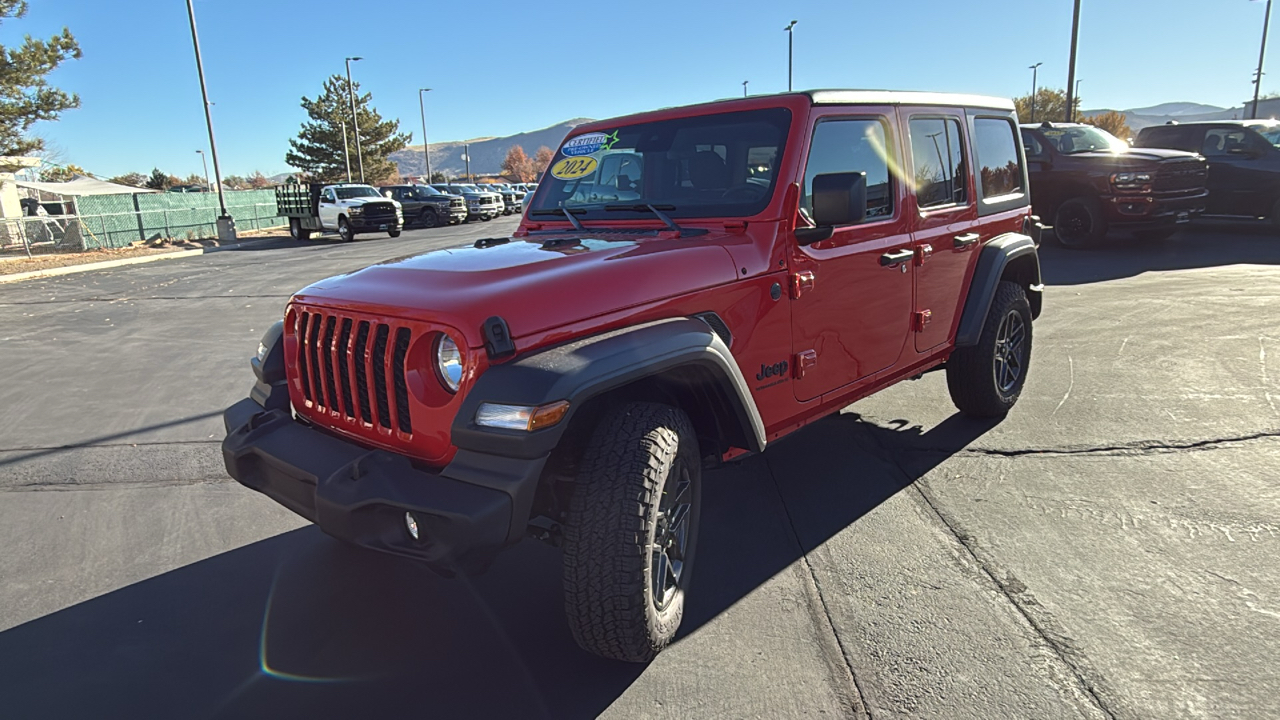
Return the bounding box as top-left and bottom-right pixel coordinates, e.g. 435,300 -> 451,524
223,90 -> 1043,662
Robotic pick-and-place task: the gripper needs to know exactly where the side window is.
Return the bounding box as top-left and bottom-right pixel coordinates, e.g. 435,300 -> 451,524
322,189 -> 335,203
802,117 -> 894,222
597,152 -> 644,192
909,117 -> 967,209
973,118 -> 1025,199
1203,128 -> 1262,156
1021,130 -> 1047,158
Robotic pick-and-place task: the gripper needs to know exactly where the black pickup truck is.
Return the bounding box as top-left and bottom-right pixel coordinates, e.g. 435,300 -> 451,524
379,184 -> 468,227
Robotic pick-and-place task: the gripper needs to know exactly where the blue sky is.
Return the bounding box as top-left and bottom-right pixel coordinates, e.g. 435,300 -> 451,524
11,0 -> 1275,178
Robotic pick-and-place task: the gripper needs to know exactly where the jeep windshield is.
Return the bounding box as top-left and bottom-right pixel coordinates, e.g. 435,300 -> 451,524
1039,126 -> 1129,154
529,107 -> 791,221
335,186 -> 381,200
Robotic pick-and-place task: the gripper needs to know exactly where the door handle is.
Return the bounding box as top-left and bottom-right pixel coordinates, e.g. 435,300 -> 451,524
880,248 -> 914,266
953,233 -> 980,248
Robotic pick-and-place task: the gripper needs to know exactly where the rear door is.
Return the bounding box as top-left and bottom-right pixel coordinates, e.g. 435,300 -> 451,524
1201,126 -> 1280,216
904,110 -> 979,352
790,108 -> 914,402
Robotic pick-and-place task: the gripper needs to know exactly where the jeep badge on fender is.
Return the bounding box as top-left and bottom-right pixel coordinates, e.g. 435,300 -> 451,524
222,90 -> 1042,663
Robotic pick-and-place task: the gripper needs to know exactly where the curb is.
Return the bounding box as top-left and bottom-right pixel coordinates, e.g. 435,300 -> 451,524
0,236 -> 282,285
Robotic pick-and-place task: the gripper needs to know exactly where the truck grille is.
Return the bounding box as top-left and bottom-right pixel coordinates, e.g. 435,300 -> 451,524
295,310 -> 413,435
1153,160 -> 1208,193
450,198 -> 465,209
361,201 -> 398,220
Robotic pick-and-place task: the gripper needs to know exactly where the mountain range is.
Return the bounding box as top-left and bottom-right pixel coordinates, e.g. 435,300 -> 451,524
1080,101 -> 1247,132
389,118 -> 595,179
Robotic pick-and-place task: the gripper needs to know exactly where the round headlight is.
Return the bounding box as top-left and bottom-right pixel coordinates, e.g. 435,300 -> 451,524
434,334 -> 463,393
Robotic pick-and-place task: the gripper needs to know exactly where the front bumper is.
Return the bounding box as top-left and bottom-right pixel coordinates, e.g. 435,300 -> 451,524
222,395 -> 546,571
1103,190 -> 1207,228
348,214 -> 403,232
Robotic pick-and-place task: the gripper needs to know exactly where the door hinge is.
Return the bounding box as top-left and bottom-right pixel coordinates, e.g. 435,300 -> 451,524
915,243 -> 933,265
794,350 -> 817,379
913,310 -> 932,332
791,271 -> 815,299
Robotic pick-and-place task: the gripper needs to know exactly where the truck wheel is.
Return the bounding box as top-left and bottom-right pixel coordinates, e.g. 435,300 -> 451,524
562,402 -> 702,663
338,216 -> 354,242
420,208 -> 438,228
388,229 -> 402,238
946,281 -> 1033,417
1053,197 -> 1107,248
289,218 -> 311,241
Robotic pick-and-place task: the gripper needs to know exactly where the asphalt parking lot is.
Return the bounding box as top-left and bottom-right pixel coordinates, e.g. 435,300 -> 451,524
1,218 -> 1277,719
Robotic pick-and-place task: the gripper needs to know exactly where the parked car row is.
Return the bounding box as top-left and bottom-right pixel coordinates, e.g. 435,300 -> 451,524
1022,118 -> 1280,248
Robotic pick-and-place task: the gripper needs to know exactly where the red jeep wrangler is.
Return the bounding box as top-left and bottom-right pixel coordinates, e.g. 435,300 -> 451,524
223,91 -> 1043,662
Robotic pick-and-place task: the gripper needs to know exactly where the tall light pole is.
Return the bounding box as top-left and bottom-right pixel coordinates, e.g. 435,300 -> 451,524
195,150 -> 210,191
1029,62 -> 1043,123
743,80 -> 749,97
419,88 -> 433,183
345,56 -> 364,182
184,0 -> 233,240
784,20 -> 798,91
463,143 -> 471,182
341,120 -> 351,182
1064,0 -> 1082,122
1252,0 -> 1274,120
1074,79 -> 1083,121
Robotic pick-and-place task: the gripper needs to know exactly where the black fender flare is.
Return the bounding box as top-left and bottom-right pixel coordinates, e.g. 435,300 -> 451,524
451,317 -> 767,461
955,233 -> 1043,347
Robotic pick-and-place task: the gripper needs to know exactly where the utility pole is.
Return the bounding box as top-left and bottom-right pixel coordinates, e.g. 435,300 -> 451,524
784,20 -> 798,91
341,120 -> 351,182
184,0 -> 234,240
743,80 -> 749,97
464,144 -> 471,182
195,150 -> 210,191
419,88 -> 433,183
1064,0 -> 1082,122
345,57 -> 365,182
1074,79 -> 1083,121
1029,62 -> 1043,123
1253,0 -> 1274,120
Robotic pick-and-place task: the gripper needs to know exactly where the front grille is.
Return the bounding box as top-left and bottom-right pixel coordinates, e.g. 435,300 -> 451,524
361,201 -> 398,220
1153,160 -> 1208,193
295,309 -> 413,436
451,199 -> 464,209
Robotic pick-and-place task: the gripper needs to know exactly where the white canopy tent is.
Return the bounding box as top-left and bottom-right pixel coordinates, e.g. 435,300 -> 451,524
14,175 -> 157,196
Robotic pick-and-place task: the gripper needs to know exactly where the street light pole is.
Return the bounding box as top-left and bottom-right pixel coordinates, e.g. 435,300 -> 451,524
464,143 -> 471,182
784,20 -> 797,92
196,150 -> 210,191
341,120 -> 351,182
345,57 -> 365,182
184,0 -> 233,240
1064,0 -> 1082,122
1029,62 -> 1043,123
1074,79 -> 1083,121
419,88 -> 432,183
1253,0 -> 1274,120
743,80 -> 749,97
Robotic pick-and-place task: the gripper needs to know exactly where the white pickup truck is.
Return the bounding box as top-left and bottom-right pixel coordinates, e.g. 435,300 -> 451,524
276,182 -> 404,242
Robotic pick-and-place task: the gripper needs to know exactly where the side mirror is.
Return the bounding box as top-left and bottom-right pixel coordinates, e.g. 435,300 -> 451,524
796,172 -> 867,245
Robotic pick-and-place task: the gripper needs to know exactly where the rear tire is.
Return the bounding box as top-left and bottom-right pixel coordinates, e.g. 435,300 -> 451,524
289,218 -> 311,241
562,402 -> 702,663
388,229 -> 401,238
338,216 -> 354,242
946,281 -> 1033,417
1053,196 -> 1107,248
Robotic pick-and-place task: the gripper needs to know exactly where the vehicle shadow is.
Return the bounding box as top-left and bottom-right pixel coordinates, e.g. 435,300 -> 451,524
0,411 -> 996,719
1041,222 -> 1280,286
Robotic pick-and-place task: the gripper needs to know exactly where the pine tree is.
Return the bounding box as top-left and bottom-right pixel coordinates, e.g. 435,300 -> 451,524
285,75 -> 410,183
145,168 -> 170,191
0,1 -> 81,156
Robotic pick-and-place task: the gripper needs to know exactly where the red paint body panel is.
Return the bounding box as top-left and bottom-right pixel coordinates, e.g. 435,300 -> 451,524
282,92 -> 1032,468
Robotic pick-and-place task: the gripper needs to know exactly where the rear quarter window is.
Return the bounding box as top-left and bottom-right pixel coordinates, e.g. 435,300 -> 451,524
970,116 -> 1027,216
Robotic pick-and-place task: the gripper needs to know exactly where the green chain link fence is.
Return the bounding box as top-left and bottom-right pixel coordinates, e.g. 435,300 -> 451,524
68,189 -> 285,249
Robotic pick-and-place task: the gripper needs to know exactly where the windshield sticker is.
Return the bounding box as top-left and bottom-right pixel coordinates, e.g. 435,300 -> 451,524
551,156 -> 598,180
1042,130 -> 1066,137
562,132 -> 609,157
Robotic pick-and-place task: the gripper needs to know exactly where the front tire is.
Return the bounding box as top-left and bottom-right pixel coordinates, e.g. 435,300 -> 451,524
562,402 -> 702,663
338,216 -> 354,242
420,208 -> 438,228
946,281 -> 1033,417
388,229 -> 402,238
1053,196 -> 1107,248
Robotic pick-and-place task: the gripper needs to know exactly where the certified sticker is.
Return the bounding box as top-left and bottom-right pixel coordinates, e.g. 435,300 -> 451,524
562,132 -> 608,157
551,156 -> 598,180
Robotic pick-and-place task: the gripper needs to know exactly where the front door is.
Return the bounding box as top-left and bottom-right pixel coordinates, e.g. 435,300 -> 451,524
318,187 -> 338,228
791,111 -> 914,402
905,110 -> 980,352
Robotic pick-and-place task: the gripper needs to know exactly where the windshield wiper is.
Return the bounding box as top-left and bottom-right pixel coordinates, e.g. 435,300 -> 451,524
529,207 -> 586,231
604,203 -> 682,233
